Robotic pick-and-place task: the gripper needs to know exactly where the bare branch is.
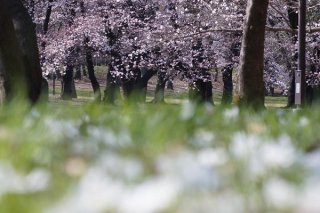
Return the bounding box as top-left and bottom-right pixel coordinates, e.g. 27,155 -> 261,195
308,3 -> 320,9
269,3 -> 291,28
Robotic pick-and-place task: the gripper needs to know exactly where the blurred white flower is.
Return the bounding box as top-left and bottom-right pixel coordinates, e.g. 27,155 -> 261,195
180,102 -> 195,120
118,177 -> 179,213
44,118 -> 80,141
299,117 -> 309,127
156,150 -> 220,190
263,177 -> 298,210
24,169 -> 51,192
259,135 -> 297,169
230,132 -> 260,159
190,129 -> 215,147
46,167 -> 125,213
197,148 -> 228,167
0,162 -> 50,197
297,180 -> 320,213
301,150 -> 320,177
230,133 -> 297,178
223,107 -> 239,120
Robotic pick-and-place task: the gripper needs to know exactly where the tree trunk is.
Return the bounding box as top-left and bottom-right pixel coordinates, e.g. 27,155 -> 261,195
123,68 -> 156,103
103,70 -> 120,104
122,73 -> 146,102
189,80 -> 214,104
122,77 -> 137,101
41,77 -> 49,101
312,47 -> 320,104
286,0 -> 298,107
222,64 -> 233,105
85,46 -> 101,102
52,74 -> 56,95
311,87 -> 320,105
74,65 -> 82,80
153,74 -> 166,103
287,73 -> 296,107
166,79 -> 174,90
189,71 -> 214,104
305,46 -> 320,106
236,0 -> 269,109
61,65 -> 76,100
6,0 -> 42,102
40,77 -> 49,100
43,0 -> 53,34
0,4 -> 27,101
82,65 -> 87,77
139,68 -> 157,102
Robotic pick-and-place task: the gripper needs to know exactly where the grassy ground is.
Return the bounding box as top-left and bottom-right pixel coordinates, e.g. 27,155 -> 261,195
0,94 -> 319,212
49,76 -> 288,108
2,76 -> 315,213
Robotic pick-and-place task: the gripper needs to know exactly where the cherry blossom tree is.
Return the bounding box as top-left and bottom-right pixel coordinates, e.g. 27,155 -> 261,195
19,0 -> 320,106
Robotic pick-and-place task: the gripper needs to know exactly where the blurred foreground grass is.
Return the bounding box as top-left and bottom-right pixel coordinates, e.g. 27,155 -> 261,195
0,100 -> 319,213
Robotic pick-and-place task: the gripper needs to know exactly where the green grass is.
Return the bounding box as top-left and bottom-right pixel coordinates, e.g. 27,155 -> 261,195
265,96 -> 287,108
0,98 -> 319,212
49,82 -> 288,108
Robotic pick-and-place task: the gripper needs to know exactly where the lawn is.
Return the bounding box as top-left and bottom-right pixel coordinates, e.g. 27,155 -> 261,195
0,96 -> 319,213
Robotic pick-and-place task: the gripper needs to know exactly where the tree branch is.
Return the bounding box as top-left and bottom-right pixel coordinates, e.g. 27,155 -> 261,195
170,26 -> 320,41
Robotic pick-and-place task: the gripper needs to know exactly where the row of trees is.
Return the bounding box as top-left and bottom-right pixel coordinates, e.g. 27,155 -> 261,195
1,0 -> 320,108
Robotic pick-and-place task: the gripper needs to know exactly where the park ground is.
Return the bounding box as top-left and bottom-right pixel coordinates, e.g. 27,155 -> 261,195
1,69 -> 319,213
48,66 -> 288,108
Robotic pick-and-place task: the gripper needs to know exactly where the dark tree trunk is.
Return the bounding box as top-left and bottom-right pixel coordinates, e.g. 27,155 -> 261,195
269,86 -> 274,96
123,68 -> 156,103
167,79 -> 174,90
221,64 -> 233,105
236,0 -> 269,109
55,69 -> 62,79
305,47 -> 320,106
122,80 -> 136,101
311,87 -> 320,105
287,73 -> 296,107
43,0 -> 53,35
312,47 -> 320,104
85,45 -> 101,101
61,65 -> 76,100
138,68 -> 157,102
41,77 -> 49,101
7,0 -> 43,102
122,70 -> 146,102
71,78 -> 77,98
166,79 -> 174,90
286,0 -> 299,107
189,80 -> 214,104
189,71 -> 214,104
153,73 -> 166,103
74,65 -> 82,80
82,65 -> 87,77
0,4 -> 27,101
52,74 -> 56,95
306,85 -> 313,106
103,70 -> 120,104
